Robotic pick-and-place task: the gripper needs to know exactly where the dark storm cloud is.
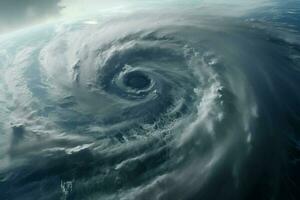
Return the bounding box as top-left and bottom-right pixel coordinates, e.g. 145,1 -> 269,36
0,0 -> 63,33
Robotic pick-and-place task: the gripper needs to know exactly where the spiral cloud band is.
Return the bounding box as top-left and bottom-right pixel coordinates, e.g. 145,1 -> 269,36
0,1 -> 300,200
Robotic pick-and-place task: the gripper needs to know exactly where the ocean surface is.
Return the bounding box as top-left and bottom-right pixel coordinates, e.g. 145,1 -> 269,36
0,1 -> 299,199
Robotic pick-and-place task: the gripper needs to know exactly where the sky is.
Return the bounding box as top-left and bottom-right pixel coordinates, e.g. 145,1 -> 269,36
0,0 -> 273,35
0,0 -> 142,34
0,0 -> 62,33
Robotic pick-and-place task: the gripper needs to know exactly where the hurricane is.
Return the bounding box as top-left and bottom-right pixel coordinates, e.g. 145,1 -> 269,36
0,0 -> 300,200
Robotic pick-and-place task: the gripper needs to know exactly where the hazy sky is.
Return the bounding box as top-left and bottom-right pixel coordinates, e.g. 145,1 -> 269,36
0,0 -> 272,34
0,0 -> 142,34
0,0 -> 154,34
0,0 -> 63,33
